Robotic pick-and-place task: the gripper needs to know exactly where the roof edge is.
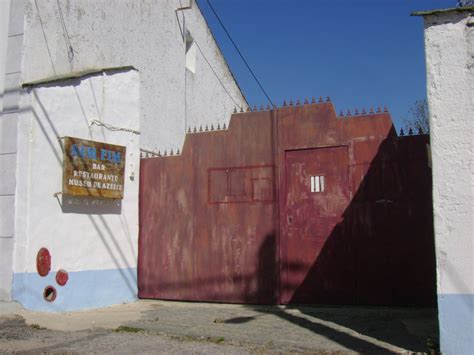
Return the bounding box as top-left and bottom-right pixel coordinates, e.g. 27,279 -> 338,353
411,6 -> 474,16
22,66 -> 138,87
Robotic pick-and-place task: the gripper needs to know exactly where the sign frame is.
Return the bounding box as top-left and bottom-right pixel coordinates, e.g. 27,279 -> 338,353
62,136 -> 126,199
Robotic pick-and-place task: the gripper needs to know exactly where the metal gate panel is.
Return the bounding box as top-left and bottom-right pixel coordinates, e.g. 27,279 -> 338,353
138,102 -> 436,307
138,110 -> 279,304
281,146 -> 354,304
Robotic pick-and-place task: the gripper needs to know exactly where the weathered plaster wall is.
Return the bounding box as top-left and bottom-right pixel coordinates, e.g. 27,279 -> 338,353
0,0 -> 24,301
21,0 -> 246,153
423,10 -> 473,354
0,0 -> 12,301
2,0 -> 246,310
0,0 -> 11,111
12,69 -> 140,311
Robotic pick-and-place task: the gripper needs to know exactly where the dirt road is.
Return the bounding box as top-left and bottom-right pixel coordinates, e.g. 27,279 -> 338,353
0,300 -> 439,354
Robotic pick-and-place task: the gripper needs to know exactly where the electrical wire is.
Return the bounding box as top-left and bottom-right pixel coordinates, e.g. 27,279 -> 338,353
193,40 -> 241,107
89,119 -> 140,135
206,0 -> 274,107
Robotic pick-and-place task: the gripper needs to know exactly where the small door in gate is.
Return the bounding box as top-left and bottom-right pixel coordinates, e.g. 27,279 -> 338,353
281,146 -> 354,304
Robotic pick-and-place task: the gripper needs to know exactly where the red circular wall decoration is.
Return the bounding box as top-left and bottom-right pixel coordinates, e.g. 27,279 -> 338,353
56,269 -> 69,286
36,248 -> 51,277
43,286 -> 57,302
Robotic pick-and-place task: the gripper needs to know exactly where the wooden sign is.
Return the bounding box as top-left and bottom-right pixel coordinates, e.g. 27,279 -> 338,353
62,137 -> 126,199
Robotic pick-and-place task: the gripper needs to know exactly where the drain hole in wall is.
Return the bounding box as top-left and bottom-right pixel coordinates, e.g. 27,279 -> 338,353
43,286 -> 57,302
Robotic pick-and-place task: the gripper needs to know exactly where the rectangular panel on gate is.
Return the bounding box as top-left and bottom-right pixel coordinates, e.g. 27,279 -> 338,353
208,165 -> 275,204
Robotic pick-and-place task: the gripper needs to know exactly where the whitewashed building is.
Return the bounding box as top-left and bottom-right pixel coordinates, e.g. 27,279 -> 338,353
0,0 -> 246,311
413,6 -> 474,354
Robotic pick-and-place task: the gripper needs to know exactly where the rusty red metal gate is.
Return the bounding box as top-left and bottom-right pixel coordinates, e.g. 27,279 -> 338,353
282,147 -> 352,304
138,100 -> 436,306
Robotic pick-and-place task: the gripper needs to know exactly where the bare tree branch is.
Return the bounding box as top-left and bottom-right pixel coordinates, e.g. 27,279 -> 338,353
403,99 -> 430,134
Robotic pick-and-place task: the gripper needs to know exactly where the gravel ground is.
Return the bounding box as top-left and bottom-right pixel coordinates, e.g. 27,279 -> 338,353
0,301 -> 439,354
0,316 -> 278,354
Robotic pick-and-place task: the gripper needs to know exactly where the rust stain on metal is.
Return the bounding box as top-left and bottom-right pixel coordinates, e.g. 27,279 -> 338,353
62,137 -> 126,199
138,102 -> 436,307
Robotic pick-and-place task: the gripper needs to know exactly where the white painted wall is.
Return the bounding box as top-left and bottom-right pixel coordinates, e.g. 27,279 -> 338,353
0,0 -> 11,112
0,0 -> 12,301
2,0 -> 246,309
0,0 -> 24,301
13,69 -> 140,311
422,9 -> 474,354
21,0 -> 246,153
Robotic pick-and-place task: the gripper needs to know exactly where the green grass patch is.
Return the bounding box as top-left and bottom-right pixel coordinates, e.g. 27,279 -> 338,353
114,325 -> 144,333
213,336 -> 225,344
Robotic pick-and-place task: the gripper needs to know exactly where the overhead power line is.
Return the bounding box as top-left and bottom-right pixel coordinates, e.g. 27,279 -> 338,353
193,40 -> 241,107
206,0 -> 275,107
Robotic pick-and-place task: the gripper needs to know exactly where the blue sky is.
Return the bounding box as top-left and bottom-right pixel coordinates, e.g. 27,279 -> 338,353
198,0 -> 454,129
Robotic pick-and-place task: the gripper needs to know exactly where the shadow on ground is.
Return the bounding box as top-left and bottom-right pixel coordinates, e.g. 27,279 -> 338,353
126,301 -> 439,354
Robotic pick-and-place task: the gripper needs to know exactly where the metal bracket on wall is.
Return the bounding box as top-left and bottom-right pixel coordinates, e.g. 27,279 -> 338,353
176,0 -> 193,12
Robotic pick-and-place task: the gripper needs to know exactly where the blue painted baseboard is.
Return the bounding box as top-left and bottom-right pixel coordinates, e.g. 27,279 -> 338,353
438,294 -> 474,355
13,267 -> 137,312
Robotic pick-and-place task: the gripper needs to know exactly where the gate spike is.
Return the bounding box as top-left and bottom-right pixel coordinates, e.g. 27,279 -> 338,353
369,106 -> 374,114
170,149 -> 174,156
311,96 -> 316,104
354,108 -> 359,115
296,98 -> 301,105
266,104 -> 271,110
187,127 -> 191,133
247,106 -> 251,112
211,124 -> 214,131
418,127 -> 423,134
383,106 -> 388,113
199,125 -> 203,132
140,151 -> 143,158
408,127 -> 413,135
326,96 -> 331,102
318,96 -> 323,103
260,105 -> 264,111
346,109 -> 352,116
399,128 -> 405,136
361,108 -> 366,115
193,126 -> 197,133
164,150 -> 167,156
205,124 -> 209,131
339,110 -> 344,117
253,105 -> 257,111
289,99 -> 294,106
158,150 -> 161,156
304,97 -> 309,104
177,148 -> 180,155
376,106 -> 382,113
283,99 -> 287,106
217,123 -> 221,130
233,107 -> 237,113
223,122 -> 227,129
240,106 -> 244,113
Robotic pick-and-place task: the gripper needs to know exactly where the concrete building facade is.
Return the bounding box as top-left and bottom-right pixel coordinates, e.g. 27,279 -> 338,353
0,0 -> 246,311
414,6 -> 474,354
